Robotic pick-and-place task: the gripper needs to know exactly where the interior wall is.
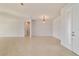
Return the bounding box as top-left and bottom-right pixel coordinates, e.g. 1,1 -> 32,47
60,6 -> 72,50
52,14 -> 69,41
52,16 -> 62,40
52,6 -> 72,50
0,15 -> 24,37
32,19 -> 52,36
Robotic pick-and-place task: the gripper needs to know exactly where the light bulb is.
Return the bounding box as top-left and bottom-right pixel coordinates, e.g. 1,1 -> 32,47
43,21 -> 46,23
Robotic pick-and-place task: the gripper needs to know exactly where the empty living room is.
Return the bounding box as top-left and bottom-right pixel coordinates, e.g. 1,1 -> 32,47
0,2 -> 79,57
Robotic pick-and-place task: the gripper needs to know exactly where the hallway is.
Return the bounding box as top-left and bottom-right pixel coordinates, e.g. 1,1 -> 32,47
0,37 -> 77,56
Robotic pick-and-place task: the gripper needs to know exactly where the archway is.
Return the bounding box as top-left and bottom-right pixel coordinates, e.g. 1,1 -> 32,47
24,20 -> 32,38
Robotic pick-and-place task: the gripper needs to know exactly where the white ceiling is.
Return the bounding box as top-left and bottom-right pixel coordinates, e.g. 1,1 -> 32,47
0,3 -> 66,20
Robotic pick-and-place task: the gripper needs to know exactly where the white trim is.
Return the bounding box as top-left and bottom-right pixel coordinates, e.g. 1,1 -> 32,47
61,41 -> 73,51
0,35 -> 24,37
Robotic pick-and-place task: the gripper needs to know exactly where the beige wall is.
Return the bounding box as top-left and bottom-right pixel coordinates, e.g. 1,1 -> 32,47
0,15 -> 24,37
32,19 -> 52,36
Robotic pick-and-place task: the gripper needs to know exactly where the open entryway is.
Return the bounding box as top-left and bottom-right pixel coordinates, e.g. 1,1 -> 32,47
24,19 -> 32,38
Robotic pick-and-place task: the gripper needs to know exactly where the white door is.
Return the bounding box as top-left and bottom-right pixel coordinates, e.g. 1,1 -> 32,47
72,6 -> 79,55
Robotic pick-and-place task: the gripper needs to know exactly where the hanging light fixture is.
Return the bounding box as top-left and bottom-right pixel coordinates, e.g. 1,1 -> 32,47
41,15 -> 48,23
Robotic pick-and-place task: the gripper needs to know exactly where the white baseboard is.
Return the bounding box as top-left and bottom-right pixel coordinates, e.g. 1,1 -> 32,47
72,50 -> 79,55
32,35 -> 52,37
0,35 -> 24,37
61,41 -> 73,51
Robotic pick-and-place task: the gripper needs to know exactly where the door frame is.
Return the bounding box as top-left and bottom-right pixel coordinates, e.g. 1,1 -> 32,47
24,19 -> 32,38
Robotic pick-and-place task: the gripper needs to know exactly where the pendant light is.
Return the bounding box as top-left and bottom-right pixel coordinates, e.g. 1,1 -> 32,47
41,15 -> 48,23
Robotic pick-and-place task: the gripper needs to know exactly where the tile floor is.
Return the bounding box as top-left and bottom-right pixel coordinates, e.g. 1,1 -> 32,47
0,36 -> 77,56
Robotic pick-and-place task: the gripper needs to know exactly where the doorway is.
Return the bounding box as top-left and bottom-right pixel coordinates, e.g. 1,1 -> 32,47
24,20 -> 32,38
